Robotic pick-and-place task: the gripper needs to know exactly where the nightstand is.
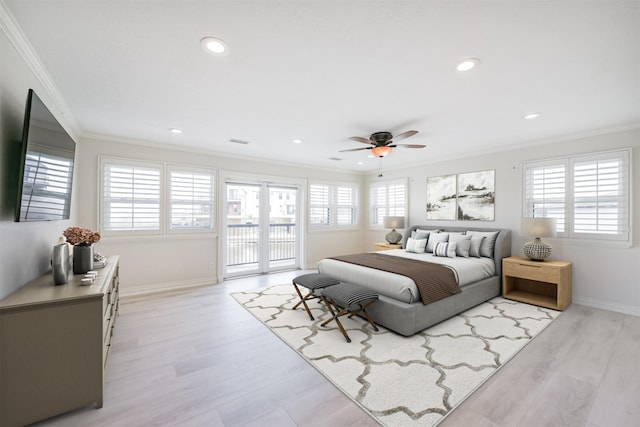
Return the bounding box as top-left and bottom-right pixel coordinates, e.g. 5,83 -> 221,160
502,256 -> 572,310
374,242 -> 402,251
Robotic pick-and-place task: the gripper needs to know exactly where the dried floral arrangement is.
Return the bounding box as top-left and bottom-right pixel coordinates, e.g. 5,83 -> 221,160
63,227 -> 101,245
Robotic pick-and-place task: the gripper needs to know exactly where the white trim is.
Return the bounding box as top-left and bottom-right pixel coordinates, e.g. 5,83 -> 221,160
0,1 -> 81,139
574,297 -> 640,317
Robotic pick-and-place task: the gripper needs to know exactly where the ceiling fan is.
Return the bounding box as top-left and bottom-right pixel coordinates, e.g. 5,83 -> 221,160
339,130 -> 425,157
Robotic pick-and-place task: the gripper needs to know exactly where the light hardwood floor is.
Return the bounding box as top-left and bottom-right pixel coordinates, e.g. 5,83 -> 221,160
35,270 -> 639,427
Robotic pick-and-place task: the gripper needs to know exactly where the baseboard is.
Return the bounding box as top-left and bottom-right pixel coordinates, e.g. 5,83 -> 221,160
574,296 -> 640,317
120,278 -> 217,299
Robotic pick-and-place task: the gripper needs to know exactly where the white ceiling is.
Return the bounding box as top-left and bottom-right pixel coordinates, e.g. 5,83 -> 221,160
4,0 -> 640,172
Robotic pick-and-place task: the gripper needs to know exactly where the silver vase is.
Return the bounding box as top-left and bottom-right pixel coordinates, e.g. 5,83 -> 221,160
52,243 -> 71,285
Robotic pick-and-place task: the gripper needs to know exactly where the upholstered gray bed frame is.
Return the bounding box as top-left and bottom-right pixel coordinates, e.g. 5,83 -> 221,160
366,226 -> 511,336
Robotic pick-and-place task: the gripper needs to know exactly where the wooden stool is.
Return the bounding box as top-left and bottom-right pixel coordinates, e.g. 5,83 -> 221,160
321,283 -> 379,343
292,273 -> 340,320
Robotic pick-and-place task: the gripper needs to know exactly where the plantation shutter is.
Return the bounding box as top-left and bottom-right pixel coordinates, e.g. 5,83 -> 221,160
523,149 -> 630,243
336,185 -> 359,226
169,167 -> 215,230
523,160 -> 567,234
309,183 -> 332,226
571,151 -> 629,240
309,182 -> 359,228
102,161 -> 161,231
370,179 -> 407,226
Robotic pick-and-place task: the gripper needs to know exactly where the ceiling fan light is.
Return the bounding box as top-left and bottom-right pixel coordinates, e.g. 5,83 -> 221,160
371,146 -> 392,157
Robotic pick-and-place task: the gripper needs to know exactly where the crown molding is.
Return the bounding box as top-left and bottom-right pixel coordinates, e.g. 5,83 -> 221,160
0,0 -> 82,140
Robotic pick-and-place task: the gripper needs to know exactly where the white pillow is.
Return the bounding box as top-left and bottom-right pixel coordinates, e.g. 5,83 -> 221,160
405,237 -> 427,253
433,241 -> 456,258
426,232 -> 449,253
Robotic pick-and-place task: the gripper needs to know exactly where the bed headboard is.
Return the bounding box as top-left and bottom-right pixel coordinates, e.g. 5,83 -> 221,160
401,225 -> 512,278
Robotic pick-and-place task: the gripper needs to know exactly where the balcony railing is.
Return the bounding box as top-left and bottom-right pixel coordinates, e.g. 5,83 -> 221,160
227,223 -> 296,266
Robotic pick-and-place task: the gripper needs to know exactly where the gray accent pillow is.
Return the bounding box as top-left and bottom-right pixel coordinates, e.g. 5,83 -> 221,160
469,236 -> 485,258
455,239 -> 472,257
426,232 -> 449,253
411,230 -> 430,240
467,231 -> 500,258
449,233 -> 472,257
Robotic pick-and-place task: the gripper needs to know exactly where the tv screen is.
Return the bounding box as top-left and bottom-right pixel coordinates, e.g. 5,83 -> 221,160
15,89 -> 76,221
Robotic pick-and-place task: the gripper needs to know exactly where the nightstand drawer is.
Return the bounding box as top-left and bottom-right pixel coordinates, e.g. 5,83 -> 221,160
503,261 -> 560,283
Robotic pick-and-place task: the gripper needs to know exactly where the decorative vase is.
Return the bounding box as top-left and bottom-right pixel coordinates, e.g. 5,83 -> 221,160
52,243 -> 71,285
73,243 -> 94,274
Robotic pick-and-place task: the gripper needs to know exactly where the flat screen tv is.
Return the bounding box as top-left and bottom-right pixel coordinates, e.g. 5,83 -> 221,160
15,89 -> 76,221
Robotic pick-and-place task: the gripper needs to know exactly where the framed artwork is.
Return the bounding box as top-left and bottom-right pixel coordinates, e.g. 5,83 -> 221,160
426,174 -> 457,220
457,169 -> 495,221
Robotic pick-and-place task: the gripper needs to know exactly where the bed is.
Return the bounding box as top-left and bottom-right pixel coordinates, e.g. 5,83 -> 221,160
317,225 -> 511,336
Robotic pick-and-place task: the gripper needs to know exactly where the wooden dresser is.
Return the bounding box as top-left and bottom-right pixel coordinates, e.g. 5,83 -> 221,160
0,255 -> 120,426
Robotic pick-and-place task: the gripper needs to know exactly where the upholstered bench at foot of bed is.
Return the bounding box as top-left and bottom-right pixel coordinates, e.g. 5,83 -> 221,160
292,273 -> 341,320
321,283 -> 379,343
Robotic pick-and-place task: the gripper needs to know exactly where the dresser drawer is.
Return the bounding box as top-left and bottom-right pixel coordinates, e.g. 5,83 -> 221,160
503,261 -> 560,283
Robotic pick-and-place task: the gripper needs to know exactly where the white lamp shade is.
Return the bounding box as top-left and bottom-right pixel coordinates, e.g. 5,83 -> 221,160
383,216 -> 405,229
521,217 -> 557,238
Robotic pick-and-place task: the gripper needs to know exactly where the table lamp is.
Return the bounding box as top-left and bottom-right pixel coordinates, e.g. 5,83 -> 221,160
521,217 -> 557,261
383,216 -> 405,244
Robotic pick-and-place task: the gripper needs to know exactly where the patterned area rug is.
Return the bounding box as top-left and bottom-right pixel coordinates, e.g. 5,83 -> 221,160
231,284 -> 560,426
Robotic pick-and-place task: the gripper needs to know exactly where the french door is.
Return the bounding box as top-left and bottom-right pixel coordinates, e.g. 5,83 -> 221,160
223,179 -> 300,278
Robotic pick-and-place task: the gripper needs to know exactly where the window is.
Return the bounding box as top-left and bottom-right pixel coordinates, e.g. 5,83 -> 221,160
309,182 -> 359,229
100,157 -> 216,235
523,149 -> 630,242
102,160 -> 161,232
169,167 -> 215,230
369,179 -> 407,227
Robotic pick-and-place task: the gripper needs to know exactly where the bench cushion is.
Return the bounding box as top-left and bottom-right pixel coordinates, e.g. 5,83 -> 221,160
293,273 -> 340,290
322,282 -> 378,308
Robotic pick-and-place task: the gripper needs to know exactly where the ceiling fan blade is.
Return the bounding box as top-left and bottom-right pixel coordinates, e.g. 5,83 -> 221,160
393,130 -> 418,141
396,144 -> 426,148
339,147 -> 372,152
349,136 -> 373,144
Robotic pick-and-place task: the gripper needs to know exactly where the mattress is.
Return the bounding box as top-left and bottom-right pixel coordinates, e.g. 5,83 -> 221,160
317,250 -> 495,304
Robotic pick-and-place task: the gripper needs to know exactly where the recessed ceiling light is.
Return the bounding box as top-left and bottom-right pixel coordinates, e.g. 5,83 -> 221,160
523,112 -> 542,120
357,161 -> 364,165
201,37 -> 229,55
456,58 -> 480,72
367,154 -> 374,158
292,139 -> 303,144
169,128 -> 182,134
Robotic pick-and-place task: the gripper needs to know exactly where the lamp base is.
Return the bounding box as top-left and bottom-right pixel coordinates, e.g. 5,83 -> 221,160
385,229 -> 403,244
523,237 -> 552,261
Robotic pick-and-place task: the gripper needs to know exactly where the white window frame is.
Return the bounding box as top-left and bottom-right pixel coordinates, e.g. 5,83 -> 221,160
308,181 -> 359,230
523,148 -> 631,245
369,178 -> 408,228
167,165 -> 216,234
99,156 -> 217,237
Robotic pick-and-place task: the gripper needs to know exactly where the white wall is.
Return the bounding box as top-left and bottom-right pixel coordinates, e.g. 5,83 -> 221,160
76,136 -> 366,295
0,23 -> 79,299
364,128 -> 640,315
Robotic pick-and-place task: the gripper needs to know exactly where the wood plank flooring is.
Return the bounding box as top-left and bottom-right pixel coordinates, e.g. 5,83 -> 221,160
34,270 -> 639,427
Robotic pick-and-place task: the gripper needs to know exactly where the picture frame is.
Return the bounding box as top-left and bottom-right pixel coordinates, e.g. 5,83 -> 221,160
457,169 -> 495,221
426,174 -> 457,220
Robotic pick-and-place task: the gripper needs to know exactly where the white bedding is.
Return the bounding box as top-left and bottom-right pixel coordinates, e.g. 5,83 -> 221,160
317,249 -> 495,304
